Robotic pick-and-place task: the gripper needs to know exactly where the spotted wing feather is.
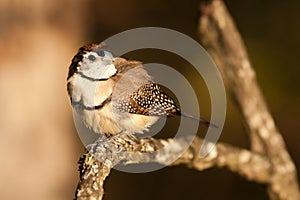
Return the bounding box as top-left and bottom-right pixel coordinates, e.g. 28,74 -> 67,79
116,83 -> 180,116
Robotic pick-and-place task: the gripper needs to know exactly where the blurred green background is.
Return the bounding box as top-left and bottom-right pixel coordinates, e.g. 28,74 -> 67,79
0,0 -> 299,199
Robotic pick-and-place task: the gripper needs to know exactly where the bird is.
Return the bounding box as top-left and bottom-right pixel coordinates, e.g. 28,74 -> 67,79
67,42 -> 216,139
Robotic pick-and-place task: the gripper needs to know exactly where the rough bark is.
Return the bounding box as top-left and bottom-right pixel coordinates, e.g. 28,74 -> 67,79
75,136 -> 272,200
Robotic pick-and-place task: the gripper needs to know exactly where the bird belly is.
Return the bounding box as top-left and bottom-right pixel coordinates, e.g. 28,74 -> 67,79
118,114 -> 159,134
78,106 -> 122,135
77,104 -> 159,135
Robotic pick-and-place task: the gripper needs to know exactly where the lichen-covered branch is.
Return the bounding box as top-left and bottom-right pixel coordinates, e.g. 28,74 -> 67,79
75,153 -> 111,200
75,136 -> 272,200
197,0 -> 300,199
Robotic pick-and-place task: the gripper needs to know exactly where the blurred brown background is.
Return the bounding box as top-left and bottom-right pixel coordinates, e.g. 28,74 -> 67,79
0,0 -> 299,199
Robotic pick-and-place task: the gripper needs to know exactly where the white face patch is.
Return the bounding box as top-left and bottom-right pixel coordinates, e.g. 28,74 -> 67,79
78,51 -> 117,80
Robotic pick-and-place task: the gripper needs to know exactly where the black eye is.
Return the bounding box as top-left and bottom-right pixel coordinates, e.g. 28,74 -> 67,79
97,50 -> 105,57
88,55 -> 96,61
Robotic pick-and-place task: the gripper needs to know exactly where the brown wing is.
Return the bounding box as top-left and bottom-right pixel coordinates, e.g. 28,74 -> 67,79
116,83 -> 180,117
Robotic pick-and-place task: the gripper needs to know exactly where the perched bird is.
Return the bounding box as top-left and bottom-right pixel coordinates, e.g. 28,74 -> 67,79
67,43 -> 215,138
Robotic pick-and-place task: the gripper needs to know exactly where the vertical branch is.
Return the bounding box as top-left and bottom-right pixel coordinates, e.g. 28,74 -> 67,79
198,0 -> 266,153
197,0 -> 300,199
76,154 -> 110,200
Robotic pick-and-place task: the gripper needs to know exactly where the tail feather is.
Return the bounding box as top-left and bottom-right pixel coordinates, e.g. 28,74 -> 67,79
179,111 -> 218,128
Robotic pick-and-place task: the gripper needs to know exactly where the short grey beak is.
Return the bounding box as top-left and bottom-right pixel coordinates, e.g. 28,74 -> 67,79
102,57 -> 113,63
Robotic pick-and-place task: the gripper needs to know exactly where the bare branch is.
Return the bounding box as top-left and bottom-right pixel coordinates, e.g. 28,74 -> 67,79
75,153 -> 110,200
197,0 -> 300,199
174,137 -> 271,183
75,136 -> 271,200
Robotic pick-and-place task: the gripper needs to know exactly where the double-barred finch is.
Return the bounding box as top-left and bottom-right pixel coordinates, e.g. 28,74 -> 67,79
67,43 -> 214,137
